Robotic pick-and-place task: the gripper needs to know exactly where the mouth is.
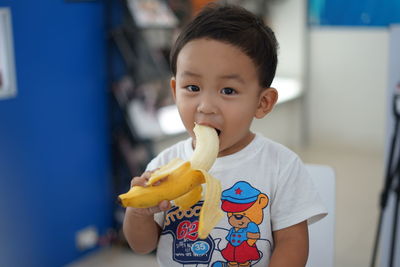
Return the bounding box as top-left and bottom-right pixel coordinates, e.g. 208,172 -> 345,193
195,122 -> 221,136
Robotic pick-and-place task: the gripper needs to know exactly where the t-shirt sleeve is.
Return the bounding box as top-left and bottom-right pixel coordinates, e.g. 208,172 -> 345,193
270,156 -> 327,231
146,154 -> 164,172
154,211 -> 165,228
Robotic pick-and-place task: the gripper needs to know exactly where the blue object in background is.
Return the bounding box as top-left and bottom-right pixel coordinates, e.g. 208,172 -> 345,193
309,0 -> 400,26
0,1 -> 112,267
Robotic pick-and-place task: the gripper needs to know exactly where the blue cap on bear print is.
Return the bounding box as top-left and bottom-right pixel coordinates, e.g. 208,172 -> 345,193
221,181 -> 260,204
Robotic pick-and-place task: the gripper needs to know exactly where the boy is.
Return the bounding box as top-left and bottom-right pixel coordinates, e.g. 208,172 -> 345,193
123,3 -> 327,267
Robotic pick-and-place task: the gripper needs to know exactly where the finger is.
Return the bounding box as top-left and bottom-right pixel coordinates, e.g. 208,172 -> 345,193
147,206 -> 162,214
159,200 -> 171,211
129,207 -> 156,217
142,171 -> 152,181
144,201 -> 170,215
130,176 -> 147,187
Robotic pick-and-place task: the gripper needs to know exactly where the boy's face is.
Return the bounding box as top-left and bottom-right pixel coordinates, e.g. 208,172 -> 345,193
171,38 -> 277,157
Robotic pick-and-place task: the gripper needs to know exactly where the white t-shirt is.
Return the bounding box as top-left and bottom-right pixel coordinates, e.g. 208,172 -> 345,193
146,133 -> 327,267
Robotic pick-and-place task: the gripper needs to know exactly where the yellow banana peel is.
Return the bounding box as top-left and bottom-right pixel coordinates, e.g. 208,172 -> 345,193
173,185 -> 203,211
118,124 -> 224,239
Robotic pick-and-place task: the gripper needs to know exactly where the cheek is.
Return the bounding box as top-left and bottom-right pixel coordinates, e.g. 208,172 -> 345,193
175,99 -> 196,131
223,100 -> 257,120
222,106 -> 254,133
228,216 -> 238,226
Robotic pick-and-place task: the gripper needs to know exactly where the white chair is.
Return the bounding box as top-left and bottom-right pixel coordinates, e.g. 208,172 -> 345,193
305,164 -> 336,267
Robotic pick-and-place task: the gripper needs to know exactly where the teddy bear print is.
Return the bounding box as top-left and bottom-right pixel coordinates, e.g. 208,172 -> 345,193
215,181 -> 269,267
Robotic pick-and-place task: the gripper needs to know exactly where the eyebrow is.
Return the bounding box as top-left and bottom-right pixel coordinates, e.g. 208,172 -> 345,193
218,74 -> 245,85
180,71 -> 245,84
180,71 -> 201,78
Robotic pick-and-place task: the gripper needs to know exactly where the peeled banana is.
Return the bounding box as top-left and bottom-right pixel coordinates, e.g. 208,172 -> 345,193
190,124 -> 219,170
118,124 -> 224,239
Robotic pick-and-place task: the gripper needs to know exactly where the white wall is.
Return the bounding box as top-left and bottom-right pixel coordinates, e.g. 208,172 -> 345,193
269,0 -> 306,79
266,0 -> 388,153
268,0 -> 387,153
308,28 -> 388,153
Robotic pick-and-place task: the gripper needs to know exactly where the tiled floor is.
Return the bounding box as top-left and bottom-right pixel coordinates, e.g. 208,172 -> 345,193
67,144 -> 385,267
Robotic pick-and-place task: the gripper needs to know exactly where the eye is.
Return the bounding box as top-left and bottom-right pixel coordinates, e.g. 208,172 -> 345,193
221,87 -> 236,95
186,85 -> 200,92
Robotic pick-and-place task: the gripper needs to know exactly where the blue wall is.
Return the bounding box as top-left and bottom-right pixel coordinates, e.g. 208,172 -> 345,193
309,0 -> 400,26
0,1 -> 112,266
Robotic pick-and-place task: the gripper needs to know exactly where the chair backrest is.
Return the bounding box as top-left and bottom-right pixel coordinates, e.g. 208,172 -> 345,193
305,164 -> 336,267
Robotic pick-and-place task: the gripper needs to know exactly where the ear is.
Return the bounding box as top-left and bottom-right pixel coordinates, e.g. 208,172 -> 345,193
255,87 -> 278,119
170,77 -> 177,102
257,193 -> 269,208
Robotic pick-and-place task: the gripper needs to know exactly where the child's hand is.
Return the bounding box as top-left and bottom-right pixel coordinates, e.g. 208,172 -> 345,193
127,171 -> 171,217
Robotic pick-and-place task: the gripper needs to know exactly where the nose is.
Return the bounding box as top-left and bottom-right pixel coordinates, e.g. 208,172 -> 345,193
234,214 -> 244,220
197,92 -> 218,114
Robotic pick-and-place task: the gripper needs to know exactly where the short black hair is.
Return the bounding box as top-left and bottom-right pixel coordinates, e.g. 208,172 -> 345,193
170,3 -> 279,88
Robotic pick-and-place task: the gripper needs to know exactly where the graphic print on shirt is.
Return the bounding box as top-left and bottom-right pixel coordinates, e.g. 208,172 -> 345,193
162,202 -> 215,264
213,181 -> 269,267
160,181 -> 269,266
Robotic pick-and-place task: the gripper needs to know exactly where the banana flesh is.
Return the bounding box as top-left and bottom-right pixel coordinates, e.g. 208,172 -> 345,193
198,170 -> 224,239
118,124 -> 223,238
191,124 -> 219,171
147,158 -> 185,186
